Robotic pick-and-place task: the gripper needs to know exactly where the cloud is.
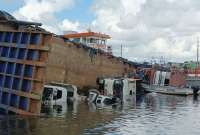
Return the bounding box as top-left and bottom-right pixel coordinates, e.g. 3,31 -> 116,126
59,19 -> 80,32
13,0 -> 200,62
13,0 -> 80,34
91,0 -> 200,62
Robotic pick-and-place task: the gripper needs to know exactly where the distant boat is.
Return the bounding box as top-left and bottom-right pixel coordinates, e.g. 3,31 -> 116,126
142,83 -> 195,96
141,70 -> 197,96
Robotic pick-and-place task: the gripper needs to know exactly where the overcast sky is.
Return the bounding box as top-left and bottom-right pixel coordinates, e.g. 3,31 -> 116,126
1,0 -> 200,63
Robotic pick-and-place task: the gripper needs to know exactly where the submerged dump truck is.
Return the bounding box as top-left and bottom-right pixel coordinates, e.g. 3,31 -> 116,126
88,78 -> 137,105
41,84 -> 79,115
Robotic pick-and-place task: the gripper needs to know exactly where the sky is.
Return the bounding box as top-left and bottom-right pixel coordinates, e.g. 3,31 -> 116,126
1,0 -> 200,63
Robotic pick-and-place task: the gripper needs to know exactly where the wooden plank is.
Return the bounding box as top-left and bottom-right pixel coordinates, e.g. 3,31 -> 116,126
0,73 -> 43,82
1,87 -> 41,100
0,103 -> 39,116
0,42 -> 50,51
0,57 -> 46,67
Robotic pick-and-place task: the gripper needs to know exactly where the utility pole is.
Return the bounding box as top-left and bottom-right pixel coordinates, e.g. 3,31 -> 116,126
197,37 -> 199,68
121,44 -> 123,57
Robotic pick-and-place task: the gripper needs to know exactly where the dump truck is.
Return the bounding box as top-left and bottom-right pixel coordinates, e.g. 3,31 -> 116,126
88,78 -> 137,106
41,83 -> 79,115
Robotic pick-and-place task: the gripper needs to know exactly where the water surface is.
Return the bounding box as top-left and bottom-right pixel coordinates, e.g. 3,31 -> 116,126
1,93 -> 200,135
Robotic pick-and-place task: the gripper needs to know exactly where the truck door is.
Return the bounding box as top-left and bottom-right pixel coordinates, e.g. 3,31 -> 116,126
113,79 -> 123,101
42,87 -> 53,103
53,89 -> 63,103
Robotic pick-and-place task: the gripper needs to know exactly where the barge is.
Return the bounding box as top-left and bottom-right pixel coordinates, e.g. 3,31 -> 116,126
0,10 -> 136,115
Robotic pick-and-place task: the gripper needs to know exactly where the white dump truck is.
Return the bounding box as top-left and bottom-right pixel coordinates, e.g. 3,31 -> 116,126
88,78 -> 138,106
41,83 -> 79,115
48,82 -> 79,103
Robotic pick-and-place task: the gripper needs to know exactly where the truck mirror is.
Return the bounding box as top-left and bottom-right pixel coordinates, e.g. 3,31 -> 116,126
53,90 -> 57,96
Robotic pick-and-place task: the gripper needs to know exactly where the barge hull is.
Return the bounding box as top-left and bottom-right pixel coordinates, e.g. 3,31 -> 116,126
0,11 -> 136,115
0,28 -> 52,115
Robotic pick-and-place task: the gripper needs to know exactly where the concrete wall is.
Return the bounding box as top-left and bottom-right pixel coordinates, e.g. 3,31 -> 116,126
45,37 -> 135,89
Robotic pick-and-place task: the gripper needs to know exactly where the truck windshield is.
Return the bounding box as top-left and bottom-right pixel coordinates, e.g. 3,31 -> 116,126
42,87 -> 53,101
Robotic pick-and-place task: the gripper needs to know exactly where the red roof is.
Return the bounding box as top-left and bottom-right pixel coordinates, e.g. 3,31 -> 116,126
64,31 -> 111,39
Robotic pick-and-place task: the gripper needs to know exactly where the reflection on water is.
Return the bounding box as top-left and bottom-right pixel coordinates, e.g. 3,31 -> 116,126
1,94 -> 200,135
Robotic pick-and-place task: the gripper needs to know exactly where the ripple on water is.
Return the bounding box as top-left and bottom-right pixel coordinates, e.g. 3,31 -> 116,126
1,94 -> 200,135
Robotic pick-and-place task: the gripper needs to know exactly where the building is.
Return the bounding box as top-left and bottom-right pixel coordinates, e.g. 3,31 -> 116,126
63,31 -> 112,54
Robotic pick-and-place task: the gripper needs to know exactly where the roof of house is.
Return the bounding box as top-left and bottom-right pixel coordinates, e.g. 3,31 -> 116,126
64,31 -> 111,39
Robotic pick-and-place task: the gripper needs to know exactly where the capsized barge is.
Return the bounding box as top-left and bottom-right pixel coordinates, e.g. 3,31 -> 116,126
0,11 -> 137,115
0,11 -> 52,115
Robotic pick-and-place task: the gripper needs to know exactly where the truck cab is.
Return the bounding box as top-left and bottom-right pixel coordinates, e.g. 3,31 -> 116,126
41,83 -> 80,116
41,85 -> 68,116
48,82 -> 79,103
42,85 -> 68,105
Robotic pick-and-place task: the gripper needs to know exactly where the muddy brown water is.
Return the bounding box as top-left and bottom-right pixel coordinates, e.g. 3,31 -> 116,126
1,93 -> 200,135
